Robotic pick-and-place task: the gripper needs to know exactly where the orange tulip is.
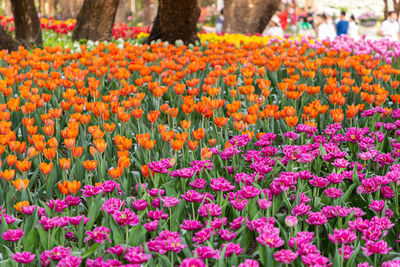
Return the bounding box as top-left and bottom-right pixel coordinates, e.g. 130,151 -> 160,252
168,108 -> 179,118
39,162 -> 53,175
208,139 -> 217,146
15,201 -> 29,213
94,139 -> 107,153
180,120 -> 191,130
187,140 -> 198,151
117,156 -> 130,168
3,169 -> 15,181
67,180 -> 81,194
144,140 -> 156,150
12,179 -> 29,191
192,128 -> 205,141
147,110 -> 160,123
214,117 -> 229,128
285,116 -> 299,128
6,155 -> 17,166
43,147 -> 57,160
83,160 -> 97,171
15,159 -> 31,173
59,158 -> 71,170
132,109 -> 144,119
171,139 -> 184,151
58,181 -> 69,195
141,165 -> 154,178
346,104 -> 359,119
109,167 -> 124,179
201,147 -> 213,159
72,147 -> 84,158
330,109 -> 344,123
103,123 -> 116,133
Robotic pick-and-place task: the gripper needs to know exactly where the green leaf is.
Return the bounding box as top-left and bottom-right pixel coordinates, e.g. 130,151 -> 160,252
129,225 -> 146,246
109,218 -> 124,245
82,243 -> 99,259
22,227 -> 38,251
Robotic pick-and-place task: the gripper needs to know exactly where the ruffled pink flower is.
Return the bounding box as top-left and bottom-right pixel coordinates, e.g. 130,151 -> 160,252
124,246 -> 152,264
324,187 -> 344,198
84,226 -> 111,244
210,177 -> 235,191
338,245 -> 354,260
193,246 -> 220,259
46,199 -> 68,213
11,251 -> 36,264
302,253 -> 332,267
180,220 -> 203,231
285,215 -> 298,228
2,228 -> 24,242
237,259 -> 259,267
198,203 -> 222,217
112,208 -> 140,226
328,228 -> 357,245
101,198 -> 125,215
143,220 -> 159,231
106,244 -> 125,255
162,196 -> 181,208
274,249 -> 298,264
180,190 -> 203,202
180,258 -> 206,267
291,203 -> 311,216
192,228 -> 214,245
218,228 -> 238,241
132,199 -> 149,210
362,240 -> 392,256
305,212 -> 327,225
221,242 -> 243,257
56,254 -> 82,267
237,186 -> 260,199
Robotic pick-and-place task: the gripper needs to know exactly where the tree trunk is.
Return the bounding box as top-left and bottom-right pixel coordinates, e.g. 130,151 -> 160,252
59,0 -> 84,20
48,0 -> 57,17
4,0 -> 13,17
10,0 -> 43,48
72,0 -> 119,41
145,0 -> 200,45
115,0 -> 129,24
0,25 -> 21,52
223,0 -> 280,35
394,0 -> 400,18
142,0 -> 157,26
383,0 -> 388,19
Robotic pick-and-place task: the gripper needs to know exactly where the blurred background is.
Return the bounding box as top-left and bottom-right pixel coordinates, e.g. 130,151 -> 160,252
0,0 -> 398,41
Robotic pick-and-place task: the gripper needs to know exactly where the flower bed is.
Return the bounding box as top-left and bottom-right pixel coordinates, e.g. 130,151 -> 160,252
0,36 -> 400,266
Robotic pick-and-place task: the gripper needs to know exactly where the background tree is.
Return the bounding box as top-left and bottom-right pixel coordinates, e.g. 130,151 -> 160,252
142,0 -> 157,26
59,0 -> 84,20
10,0 -> 43,48
223,0 -> 280,35
145,0 -> 200,45
72,0 -> 119,41
0,25 -> 21,51
115,0 -> 130,23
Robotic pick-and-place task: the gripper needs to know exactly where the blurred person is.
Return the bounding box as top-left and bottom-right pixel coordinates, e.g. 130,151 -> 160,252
348,15 -> 359,40
379,11 -> 399,41
336,11 -> 349,36
215,8 -> 224,34
262,15 -> 284,37
278,7 -> 288,30
307,6 -> 315,27
316,14 -> 336,40
298,16 -> 315,37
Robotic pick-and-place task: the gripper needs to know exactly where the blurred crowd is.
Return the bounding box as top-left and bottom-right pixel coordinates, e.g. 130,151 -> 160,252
262,5 -> 361,40
262,5 -> 400,42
